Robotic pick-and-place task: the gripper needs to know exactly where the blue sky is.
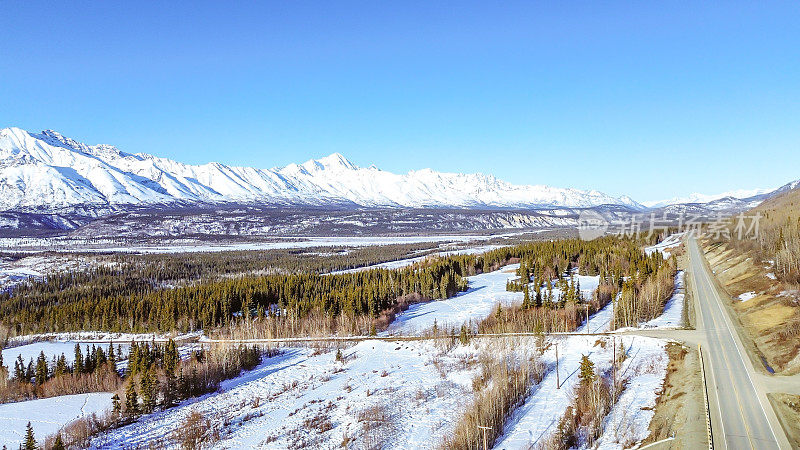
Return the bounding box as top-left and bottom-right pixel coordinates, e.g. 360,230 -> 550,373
1,1 -> 799,202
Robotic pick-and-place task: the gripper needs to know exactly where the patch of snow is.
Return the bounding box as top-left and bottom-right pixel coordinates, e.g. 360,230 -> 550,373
644,233 -> 684,259
385,264 -> 523,334
595,340 -> 668,449
738,291 -> 757,302
766,272 -> 776,280
0,393 -> 113,447
496,336 -> 667,449
640,271 -> 685,329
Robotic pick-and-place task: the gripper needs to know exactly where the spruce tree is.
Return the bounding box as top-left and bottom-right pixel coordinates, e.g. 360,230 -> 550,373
25,359 -> 34,383
51,434 -> 65,450
14,355 -> 25,381
164,339 -> 178,374
125,380 -> 139,416
35,351 -> 48,386
54,354 -> 67,378
164,341 -> 179,408
578,355 -> 595,389
23,422 -> 36,450
0,351 -> 6,389
112,393 -> 121,417
140,368 -> 157,413
108,343 -> 117,373
73,344 -> 83,375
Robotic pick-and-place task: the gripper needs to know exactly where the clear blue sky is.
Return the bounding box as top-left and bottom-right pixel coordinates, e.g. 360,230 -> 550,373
2,1 -> 799,202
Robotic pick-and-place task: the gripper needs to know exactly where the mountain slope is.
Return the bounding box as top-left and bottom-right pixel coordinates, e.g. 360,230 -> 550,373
0,127 -> 643,212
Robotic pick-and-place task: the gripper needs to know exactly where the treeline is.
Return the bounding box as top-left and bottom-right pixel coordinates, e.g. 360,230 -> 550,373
483,236 -> 671,333
16,341 -> 269,448
1,242 -> 439,311
1,257 -> 472,334
730,195 -> 800,284
0,343 -> 123,403
2,236 -> 669,336
612,257 -> 677,328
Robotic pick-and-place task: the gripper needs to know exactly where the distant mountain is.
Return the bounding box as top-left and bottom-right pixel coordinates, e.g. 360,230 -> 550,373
0,127 -> 644,212
649,179 -> 800,216
643,188 -> 776,208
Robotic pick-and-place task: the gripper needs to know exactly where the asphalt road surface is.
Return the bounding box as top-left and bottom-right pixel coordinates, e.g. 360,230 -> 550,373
688,238 -> 788,449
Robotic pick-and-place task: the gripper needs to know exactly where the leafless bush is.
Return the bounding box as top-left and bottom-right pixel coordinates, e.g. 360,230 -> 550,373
357,403 -> 396,450
613,259 -> 676,328
43,410 -> 120,449
443,352 -> 545,449
172,411 -> 219,449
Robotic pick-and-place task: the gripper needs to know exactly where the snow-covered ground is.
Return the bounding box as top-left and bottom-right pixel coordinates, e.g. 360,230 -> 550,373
91,340 -> 485,449
496,335 -> 667,449
0,261 -> 679,449
386,264 -> 523,334
595,340 -> 668,449
0,254 -> 96,292
385,265 -> 604,336
0,393 -> 114,447
644,233 -> 684,259
0,234 -> 519,254
641,271 -> 685,329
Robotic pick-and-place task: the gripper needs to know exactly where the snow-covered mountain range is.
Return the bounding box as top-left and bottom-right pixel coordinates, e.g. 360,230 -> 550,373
0,127 -> 644,212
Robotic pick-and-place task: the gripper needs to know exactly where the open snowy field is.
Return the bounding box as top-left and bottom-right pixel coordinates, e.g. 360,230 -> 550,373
386,264 -> 523,334
86,333 -> 667,449
91,340 -> 482,448
0,393 -> 114,447
386,265 -> 605,335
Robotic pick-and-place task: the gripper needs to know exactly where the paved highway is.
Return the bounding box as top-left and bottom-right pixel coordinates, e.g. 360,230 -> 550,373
688,238 -> 789,449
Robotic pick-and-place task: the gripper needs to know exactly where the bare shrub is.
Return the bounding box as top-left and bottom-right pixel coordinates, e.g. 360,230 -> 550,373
357,403 -> 396,450
613,258 -> 676,328
548,358 -> 620,449
443,352 -> 545,449
172,411 -> 218,449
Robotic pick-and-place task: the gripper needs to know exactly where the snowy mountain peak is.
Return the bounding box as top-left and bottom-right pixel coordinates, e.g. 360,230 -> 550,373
301,152 -> 358,172
0,127 -> 645,212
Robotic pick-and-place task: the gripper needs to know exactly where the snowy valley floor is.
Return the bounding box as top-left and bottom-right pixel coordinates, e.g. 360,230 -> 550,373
2,266 -> 685,449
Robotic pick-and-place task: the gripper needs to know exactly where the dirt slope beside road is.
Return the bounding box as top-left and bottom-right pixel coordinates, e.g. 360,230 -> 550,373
702,240 -> 800,375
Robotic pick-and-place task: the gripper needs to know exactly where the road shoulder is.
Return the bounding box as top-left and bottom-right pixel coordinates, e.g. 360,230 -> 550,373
641,342 -> 707,449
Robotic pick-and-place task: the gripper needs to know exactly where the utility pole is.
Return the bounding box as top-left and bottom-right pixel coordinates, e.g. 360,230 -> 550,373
612,336 -> 616,402
477,425 -> 491,450
555,342 -> 560,389
585,303 -> 590,334
611,296 -> 615,331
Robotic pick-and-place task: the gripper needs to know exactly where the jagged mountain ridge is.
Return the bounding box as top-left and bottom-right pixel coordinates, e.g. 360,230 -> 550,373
0,127 -> 644,211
